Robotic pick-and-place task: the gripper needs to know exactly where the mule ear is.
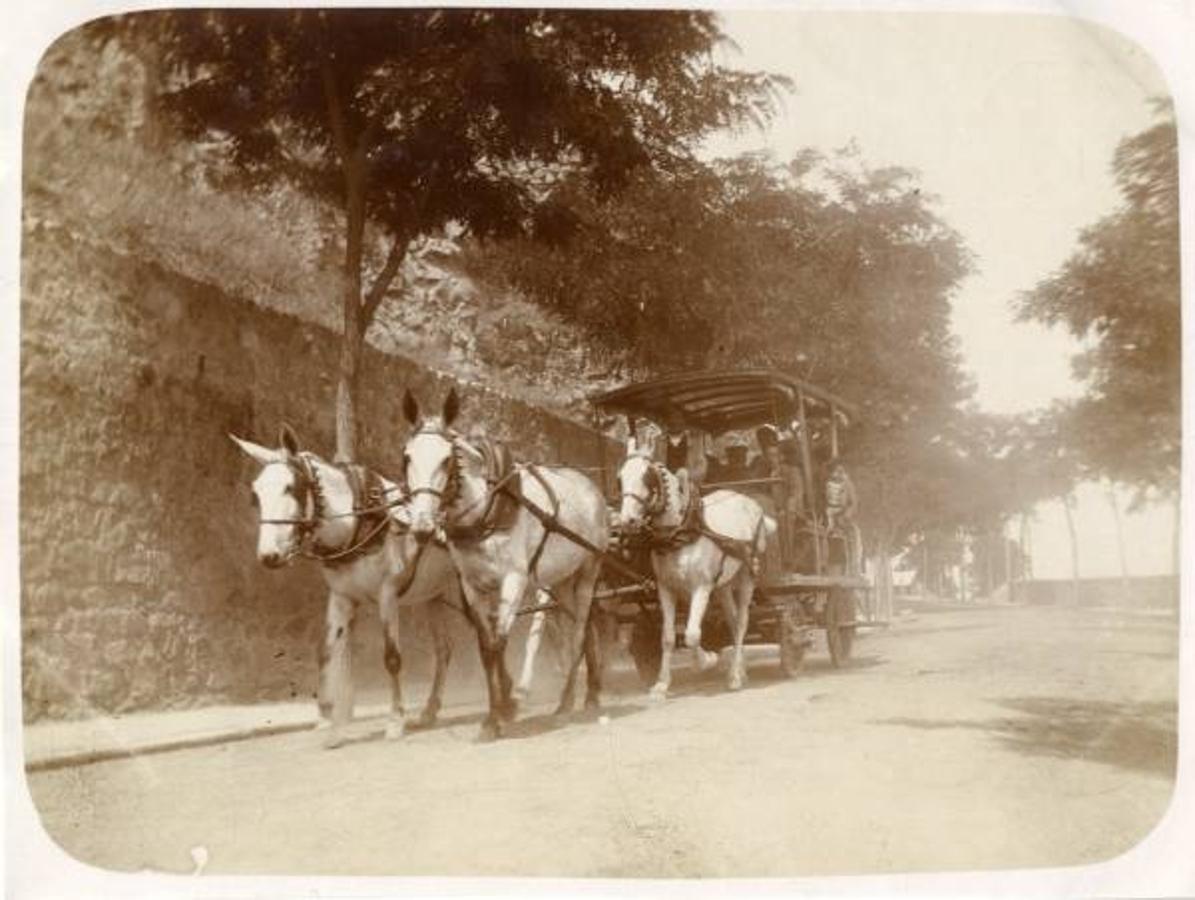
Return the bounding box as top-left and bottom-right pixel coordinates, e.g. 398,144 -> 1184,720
402,389 -> 419,425
442,387 -> 460,427
278,423 -> 300,457
229,434 -> 281,467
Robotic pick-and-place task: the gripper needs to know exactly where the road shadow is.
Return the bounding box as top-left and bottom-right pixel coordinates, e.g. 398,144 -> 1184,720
337,700 -> 645,746
500,702 -> 643,741
875,696 -> 1177,779
663,653 -> 885,700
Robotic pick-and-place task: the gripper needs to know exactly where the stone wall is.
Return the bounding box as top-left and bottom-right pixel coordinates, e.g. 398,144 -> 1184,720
20,223 -> 620,721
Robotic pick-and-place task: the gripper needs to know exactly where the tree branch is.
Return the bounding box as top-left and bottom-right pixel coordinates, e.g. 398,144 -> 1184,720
361,233 -> 410,330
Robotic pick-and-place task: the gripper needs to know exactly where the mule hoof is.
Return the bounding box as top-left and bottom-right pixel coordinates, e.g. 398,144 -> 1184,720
584,693 -> 602,712
499,697 -> 519,723
647,685 -> 668,703
321,730 -> 347,750
510,686 -> 529,703
384,720 -> 407,741
728,674 -> 745,691
415,707 -> 439,729
477,719 -> 504,742
695,649 -> 718,672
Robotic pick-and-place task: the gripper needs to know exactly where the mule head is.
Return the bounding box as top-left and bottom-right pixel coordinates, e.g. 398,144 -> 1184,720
229,424 -> 310,567
617,448 -> 661,532
400,388 -> 461,542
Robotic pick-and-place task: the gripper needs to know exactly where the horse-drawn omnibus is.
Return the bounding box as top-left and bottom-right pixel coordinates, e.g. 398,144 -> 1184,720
240,369 -> 874,742
589,369 -> 871,683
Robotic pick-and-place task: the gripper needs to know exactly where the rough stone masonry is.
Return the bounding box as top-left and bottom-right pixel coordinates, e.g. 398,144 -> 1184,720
19,224 -> 619,720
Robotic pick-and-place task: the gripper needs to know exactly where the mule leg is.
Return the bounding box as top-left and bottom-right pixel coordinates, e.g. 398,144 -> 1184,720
649,582 -> 678,702
513,600 -> 548,703
494,572 -> 529,722
418,596 -> 453,728
573,558 -> 604,711
378,578 -> 407,740
727,574 -> 754,690
684,583 -> 718,672
582,605 -> 603,711
319,592 -> 356,750
459,583 -> 507,742
552,572 -> 587,717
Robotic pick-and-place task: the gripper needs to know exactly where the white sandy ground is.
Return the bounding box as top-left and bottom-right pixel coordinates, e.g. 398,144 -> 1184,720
21,604 -> 1178,877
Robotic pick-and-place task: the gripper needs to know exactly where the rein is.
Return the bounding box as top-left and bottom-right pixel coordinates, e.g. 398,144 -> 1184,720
259,455 -> 408,566
627,461 -> 763,573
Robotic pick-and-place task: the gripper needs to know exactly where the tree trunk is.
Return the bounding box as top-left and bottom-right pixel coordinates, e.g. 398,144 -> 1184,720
982,530 -> 993,598
335,166 -> 366,462
1061,492 -> 1080,606
921,538 -> 928,597
957,529 -> 968,604
1103,481 -> 1130,605
874,531 -> 894,621
1019,511 -> 1032,580
1171,494 -> 1180,578
1003,520 -> 1014,604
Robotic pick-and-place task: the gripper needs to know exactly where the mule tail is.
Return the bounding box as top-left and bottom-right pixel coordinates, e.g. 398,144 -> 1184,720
758,514 -> 778,556
743,513 -> 777,579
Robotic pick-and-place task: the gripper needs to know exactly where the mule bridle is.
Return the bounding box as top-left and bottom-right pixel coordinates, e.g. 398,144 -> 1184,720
621,460 -> 668,521
256,453 -> 405,563
256,453 -> 325,535
403,426 -> 465,512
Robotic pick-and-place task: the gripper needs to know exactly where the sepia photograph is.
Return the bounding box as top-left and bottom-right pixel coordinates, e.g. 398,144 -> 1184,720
3,1 -> 1189,894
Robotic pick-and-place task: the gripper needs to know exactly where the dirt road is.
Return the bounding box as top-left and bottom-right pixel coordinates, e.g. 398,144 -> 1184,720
24,604 -> 1178,877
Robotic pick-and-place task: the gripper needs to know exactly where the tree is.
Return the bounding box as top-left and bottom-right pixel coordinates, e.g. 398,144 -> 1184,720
1017,102 -> 1179,502
468,146 -> 983,610
146,9 -> 783,458
1000,406 -> 1087,603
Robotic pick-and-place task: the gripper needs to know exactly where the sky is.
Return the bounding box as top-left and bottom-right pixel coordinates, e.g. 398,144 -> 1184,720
707,9 -> 1176,578
711,9 -> 1167,415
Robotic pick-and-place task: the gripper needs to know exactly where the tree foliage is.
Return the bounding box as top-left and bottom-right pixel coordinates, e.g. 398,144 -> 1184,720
465,147 -> 976,551
1017,103 -> 1180,498
141,8 -> 784,456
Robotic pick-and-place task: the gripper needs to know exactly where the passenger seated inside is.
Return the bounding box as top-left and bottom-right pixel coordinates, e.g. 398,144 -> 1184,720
661,411 -> 707,507
704,450 -> 725,484
720,436 -> 752,484
748,425 -> 777,480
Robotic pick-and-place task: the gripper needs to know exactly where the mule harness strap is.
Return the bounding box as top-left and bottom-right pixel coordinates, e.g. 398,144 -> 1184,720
522,465 -> 559,581
504,466 -> 652,591
305,463 -> 396,566
440,452 -> 651,591
256,456 -> 401,566
443,460 -> 563,581
442,463 -> 523,542
641,463 -> 764,574
388,536 -> 427,599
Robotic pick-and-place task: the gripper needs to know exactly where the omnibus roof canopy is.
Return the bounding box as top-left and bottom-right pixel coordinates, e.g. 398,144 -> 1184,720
590,369 -> 857,435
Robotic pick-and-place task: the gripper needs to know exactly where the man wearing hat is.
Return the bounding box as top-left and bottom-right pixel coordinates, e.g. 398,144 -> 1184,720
756,425 -> 806,563
825,457 -> 862,571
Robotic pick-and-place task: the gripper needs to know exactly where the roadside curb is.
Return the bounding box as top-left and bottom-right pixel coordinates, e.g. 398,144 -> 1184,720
24,718 -> 318,774
22,700 -> 408,773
